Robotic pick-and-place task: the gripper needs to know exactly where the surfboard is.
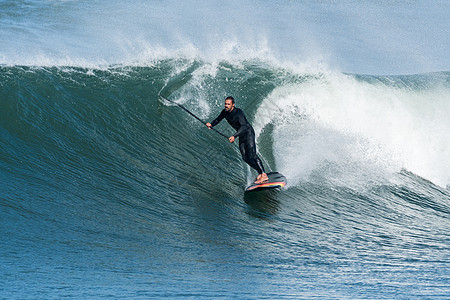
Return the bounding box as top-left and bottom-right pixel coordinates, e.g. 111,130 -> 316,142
245,172 -> 287,192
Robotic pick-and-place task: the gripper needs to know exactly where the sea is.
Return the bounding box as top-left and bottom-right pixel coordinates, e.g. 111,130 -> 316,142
1,1 -> 450,299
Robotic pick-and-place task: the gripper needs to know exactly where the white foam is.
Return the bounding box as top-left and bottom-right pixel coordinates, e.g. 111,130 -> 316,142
254,72 -> 450,188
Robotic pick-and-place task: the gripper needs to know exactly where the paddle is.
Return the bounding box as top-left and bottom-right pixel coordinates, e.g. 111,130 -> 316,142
158,94 -> 229,140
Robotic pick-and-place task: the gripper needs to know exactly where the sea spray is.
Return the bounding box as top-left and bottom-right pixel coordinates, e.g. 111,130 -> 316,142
254,71 -> 450,188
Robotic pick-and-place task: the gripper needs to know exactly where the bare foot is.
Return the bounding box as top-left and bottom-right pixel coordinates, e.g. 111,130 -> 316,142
254,173 -> 268,184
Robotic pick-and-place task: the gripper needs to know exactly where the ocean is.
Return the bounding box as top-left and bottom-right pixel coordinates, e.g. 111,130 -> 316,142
1,1 -> 450,299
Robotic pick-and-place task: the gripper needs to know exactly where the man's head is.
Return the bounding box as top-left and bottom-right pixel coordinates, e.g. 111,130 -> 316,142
225,96 -> 235,112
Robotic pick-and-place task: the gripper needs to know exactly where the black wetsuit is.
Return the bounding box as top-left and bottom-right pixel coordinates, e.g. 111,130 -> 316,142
210,107 -> 265,174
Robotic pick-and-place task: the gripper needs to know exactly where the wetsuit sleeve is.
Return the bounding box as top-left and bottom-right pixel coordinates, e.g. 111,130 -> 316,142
210,109 -> 226,127
233,110 -> 251,138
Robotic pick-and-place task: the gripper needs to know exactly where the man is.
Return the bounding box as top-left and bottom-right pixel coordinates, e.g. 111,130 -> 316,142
206,96 -> 269,184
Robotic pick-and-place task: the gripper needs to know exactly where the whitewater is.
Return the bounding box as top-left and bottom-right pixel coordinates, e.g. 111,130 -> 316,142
1,1 -> 450,298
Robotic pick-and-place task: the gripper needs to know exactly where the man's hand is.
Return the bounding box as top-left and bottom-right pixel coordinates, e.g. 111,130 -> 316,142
206,123 -> 212,129
229,136 -> 235,143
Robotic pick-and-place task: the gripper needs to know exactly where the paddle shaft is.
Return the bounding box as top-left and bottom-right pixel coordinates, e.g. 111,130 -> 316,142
159,95 -> 229,139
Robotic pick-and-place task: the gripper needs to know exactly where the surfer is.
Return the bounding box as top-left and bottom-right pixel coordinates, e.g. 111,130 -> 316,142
206,96 -> 268,184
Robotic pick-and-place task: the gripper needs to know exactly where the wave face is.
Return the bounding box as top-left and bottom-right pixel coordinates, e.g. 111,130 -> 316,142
1,61 -> 450,298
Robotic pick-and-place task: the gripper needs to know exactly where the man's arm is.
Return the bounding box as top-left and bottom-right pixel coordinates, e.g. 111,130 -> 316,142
206,109 -> 225,129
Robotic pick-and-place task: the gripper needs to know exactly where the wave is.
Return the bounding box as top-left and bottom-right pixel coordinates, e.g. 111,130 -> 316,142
2,61 -> 449,191
2,58 -> 450,299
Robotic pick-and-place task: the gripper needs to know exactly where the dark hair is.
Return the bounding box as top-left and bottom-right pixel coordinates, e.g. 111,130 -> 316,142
225,96 -> 235,104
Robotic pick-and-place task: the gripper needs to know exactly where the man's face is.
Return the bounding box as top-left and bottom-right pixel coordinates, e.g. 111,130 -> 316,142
224,99 -> 235,111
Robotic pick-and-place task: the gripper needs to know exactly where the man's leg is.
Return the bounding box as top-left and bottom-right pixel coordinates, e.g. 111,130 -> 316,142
248,137 -> 268,183
239,141 -> 259,171
240,134 -> 268,183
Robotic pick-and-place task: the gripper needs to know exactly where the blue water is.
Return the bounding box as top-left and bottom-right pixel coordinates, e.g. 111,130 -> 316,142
1,1 -> 450,299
